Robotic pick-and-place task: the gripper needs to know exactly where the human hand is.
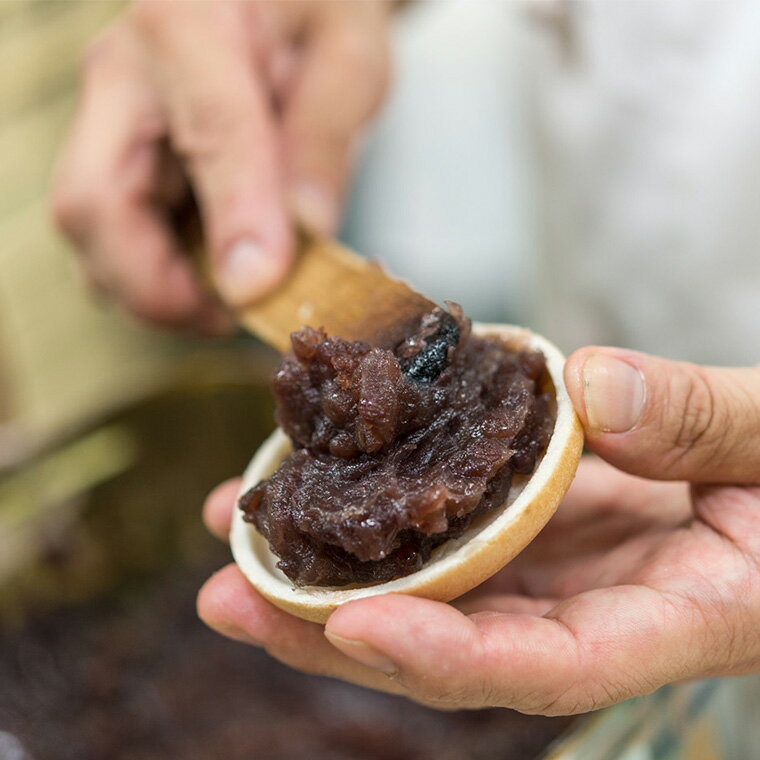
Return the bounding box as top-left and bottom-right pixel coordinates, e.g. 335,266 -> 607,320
52,0 -> 391,331
198,348 -> 760,714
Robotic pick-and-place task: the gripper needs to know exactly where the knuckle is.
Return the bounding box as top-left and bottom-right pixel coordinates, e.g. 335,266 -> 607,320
569,681 -> 624,713
120,274 -> 204,328
50,183 -> 78,232
413,678 -> 472,708
521,694 -> 583,716
499,679 -> 587,716
51,167 -> 118,236
171,98 -> 230,157
334,27 -> 389,92
403,662 -> 490,709
672,368 -> 716,449
50,178 -> 92,234
525,677 -> 638,716
82,28 -> 116,72
132,0 -> 245,51
131,0 -> 173,37
81,23 -> 136,81
172,99 -> 262,165
121,289 -> 177,327
664,366 -> 728,472
672,579 -> 756,674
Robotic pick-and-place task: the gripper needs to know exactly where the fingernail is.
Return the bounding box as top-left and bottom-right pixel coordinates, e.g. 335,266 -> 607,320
324,631 -> 398,676
582,354 -> 646,433
290,182 -> 336,236
217,238 -> 270,305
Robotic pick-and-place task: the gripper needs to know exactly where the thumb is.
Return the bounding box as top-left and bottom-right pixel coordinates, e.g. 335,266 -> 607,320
564,347 -> 760,483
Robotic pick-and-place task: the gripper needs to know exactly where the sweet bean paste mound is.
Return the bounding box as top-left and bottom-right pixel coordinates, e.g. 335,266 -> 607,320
239,306 -> 555,587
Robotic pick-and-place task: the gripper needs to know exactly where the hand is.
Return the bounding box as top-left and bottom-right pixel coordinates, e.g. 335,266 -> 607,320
52,0 -> 391,331
198,348 -> 760,714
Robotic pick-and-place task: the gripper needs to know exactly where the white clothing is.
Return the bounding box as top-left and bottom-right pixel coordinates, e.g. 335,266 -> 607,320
344,0 -> 760,365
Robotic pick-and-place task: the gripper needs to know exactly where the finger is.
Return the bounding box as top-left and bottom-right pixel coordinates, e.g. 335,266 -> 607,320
52,25 -> 229,333
325,587 -> 728,715
284,4 -> 390,235
134,2 -> 293,307
557,456 -> 691,525
564,347 -> 760,483
487,458 -> 689,599
504,520 -> 674,601
453,593 -> 557,617
90,198 -> 231,331
202,478 -> 242,542
197,564 -> 407,696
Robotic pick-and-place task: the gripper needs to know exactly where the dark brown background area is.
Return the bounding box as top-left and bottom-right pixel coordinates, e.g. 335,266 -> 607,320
0,387 -> 573,760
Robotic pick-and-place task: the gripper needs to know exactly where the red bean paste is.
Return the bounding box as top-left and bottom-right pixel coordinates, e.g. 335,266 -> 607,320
239,306 -> 554,586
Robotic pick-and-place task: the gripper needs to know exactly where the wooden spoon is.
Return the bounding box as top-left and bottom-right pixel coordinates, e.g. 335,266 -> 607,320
174,193 -> 435,352
235,233 -> 436,352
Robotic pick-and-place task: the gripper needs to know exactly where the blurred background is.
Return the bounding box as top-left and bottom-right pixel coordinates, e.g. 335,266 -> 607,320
1,1 -> 758,759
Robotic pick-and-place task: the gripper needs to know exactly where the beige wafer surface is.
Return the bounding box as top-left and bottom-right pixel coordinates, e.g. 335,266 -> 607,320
231,323 -> 584,623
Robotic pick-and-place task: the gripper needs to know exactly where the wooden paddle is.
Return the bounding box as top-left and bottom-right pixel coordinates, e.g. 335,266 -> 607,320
235,233 -> 436,353
174,192 -> 435,352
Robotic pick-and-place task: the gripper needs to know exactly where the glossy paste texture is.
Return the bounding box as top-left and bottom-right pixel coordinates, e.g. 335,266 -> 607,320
239,309 -> 554,586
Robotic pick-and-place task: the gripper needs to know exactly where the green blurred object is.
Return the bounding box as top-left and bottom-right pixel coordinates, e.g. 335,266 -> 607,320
0,378 -> 276,625
0,425 -> 137,529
